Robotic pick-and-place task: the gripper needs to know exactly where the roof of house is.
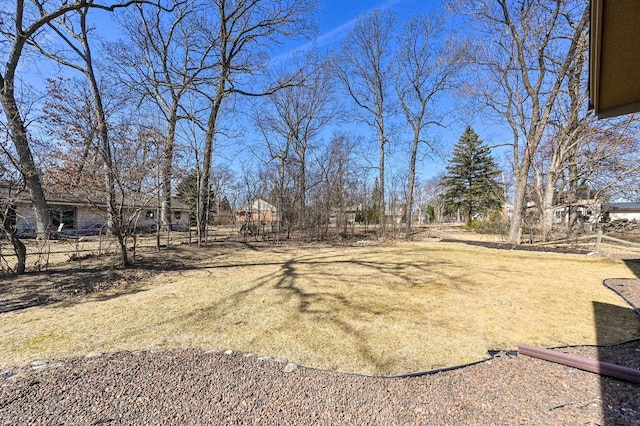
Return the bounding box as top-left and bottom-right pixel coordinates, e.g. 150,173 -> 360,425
602,202 -> 640,211
237,198 -> 277,213
0,182 -> 189,211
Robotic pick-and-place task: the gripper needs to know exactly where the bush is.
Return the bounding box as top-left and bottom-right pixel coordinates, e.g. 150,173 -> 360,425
355,207 -> 380,225
469,211 -> 508,235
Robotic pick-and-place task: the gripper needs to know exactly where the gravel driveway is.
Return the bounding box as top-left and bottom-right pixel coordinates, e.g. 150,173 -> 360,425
1,278 -> 639,425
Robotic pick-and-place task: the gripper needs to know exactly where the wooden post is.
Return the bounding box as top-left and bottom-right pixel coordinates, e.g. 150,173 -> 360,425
595,228 -> 603,253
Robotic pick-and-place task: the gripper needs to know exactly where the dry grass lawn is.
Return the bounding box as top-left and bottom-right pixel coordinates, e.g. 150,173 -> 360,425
1,241 -> 639,376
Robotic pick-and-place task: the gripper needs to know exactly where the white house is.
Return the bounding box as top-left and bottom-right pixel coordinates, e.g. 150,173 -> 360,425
0,184 -> 190,235
601,203 -> 640,222
552,203 -> 601,225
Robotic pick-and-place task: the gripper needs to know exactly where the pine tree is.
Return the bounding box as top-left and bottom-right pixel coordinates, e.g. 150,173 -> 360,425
176,170 -> 216,224
443,126 -> 504,225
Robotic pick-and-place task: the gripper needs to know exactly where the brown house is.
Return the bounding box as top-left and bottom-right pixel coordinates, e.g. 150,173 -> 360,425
236,198 -> 278,225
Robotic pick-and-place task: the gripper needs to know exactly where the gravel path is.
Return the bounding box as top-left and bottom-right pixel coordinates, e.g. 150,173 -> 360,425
1,279 -> 639,425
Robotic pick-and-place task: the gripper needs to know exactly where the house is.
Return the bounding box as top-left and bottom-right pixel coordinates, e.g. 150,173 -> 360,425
329,204 -> 362,226
551,202 -> 601,225
384,205 -> 406,225
0,183 -> 190,235
590,0 -> 640,118
236,198 -> 278,225
601,203 -> 640,222
538,187 -> 601,226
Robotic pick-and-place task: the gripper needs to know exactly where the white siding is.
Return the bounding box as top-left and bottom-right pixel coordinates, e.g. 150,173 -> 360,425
610,211 -> 640,221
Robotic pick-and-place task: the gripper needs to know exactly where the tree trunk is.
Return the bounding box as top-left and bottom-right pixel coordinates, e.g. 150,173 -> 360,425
80,11 -> 129,267
298,146 -> 306,231
1,93 -> 50,237
161,115 -> 178,241
2,212 -> 26,274
198,85 -> 225,245
93,92 -> 129,267
406,129 -> 418,237
279,156 -> 286,238
10,232 -> 27,275
507,158 -> 531,244
540,178 -> 556,242
339,164 -> 347,236
378,129 -> 386,237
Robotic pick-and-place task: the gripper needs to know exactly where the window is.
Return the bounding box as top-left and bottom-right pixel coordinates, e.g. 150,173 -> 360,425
145,210 -> 154,219
50,208 -> 75,229
174,211 -> 182,220
61,209 -> 74,229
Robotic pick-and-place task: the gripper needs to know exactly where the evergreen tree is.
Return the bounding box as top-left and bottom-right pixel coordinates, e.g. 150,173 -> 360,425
176,171 -> 198,209
176,170 -> 215,224
355,179 -> 381,225
443,126 -> 504,225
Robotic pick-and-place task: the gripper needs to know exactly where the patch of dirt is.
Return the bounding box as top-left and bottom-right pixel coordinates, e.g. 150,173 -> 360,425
439,238 -> 593,254
0,240 -> 330,313
0,256 -> 156,314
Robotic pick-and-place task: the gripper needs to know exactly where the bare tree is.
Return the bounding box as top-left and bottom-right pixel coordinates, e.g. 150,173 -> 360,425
255,97 -> 294,238
575,124 -> 640,202
395,13 -> 466,236
527,21 -> 640,240
191,0 -> 316,245
255,57 -> 334,235
387,171 -> 407,236
452,0 -> 590,244
522,14 -> 591,241
110,1 -> 210,242
332,9 -> 397,237
309,132 -> 361,240
0,0 -> 156,241
29,4 -> 158,266
530,123 -> 640,240
0,132 -> 27,274
420,174 -> 447,223
43,77 -> 104,194
209,165 -> 235,224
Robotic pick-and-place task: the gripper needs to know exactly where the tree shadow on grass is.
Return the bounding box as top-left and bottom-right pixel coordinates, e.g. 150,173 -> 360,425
0,265 -> 153,314
0,242 -> 273,314
273,257 -> 396,373
156,245 -> 640,376
171,248 -> 469,375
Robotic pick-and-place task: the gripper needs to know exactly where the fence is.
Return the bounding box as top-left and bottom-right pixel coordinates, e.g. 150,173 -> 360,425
11,223 -> 637,276
0,223 -> 379,275
0,230 -> 196,275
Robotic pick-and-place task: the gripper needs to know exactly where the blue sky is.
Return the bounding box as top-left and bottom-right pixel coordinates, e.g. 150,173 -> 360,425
16,0 -> 512,190
286,0 -> 443,56
266,0 -> 511,183
316,0 -> 434,46
258,0 -> 461,180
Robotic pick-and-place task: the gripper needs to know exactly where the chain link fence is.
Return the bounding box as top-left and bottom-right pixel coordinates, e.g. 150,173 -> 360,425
0,223 -> 383,275
0,231 -> 197,275
18,224 -> 637,276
